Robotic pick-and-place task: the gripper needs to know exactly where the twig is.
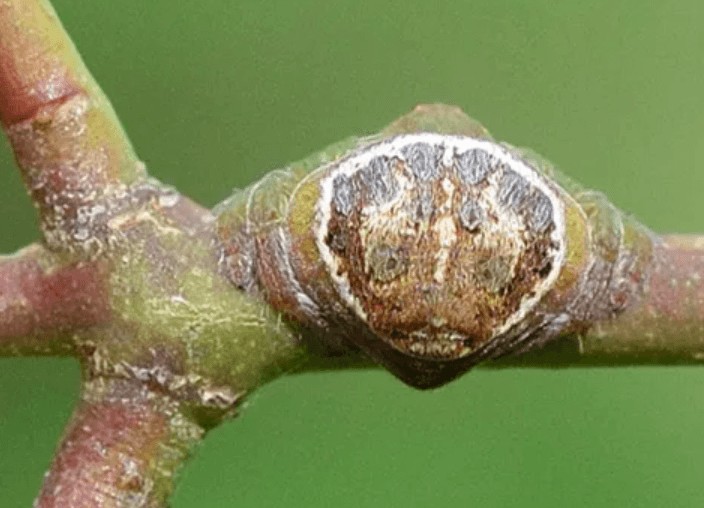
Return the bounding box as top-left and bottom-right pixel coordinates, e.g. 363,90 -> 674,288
35,378 -> 203,508
0,244 -> 108,356
0,0 -> 144,254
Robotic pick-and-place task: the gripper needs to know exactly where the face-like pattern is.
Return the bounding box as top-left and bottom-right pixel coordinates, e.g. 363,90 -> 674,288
316,134 -> 566,360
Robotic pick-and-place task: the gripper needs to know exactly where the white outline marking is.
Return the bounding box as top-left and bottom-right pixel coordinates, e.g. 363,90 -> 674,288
298,133 -> 567,349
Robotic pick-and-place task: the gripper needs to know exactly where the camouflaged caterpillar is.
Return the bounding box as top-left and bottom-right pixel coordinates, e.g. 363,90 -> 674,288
216,105 -> 654,388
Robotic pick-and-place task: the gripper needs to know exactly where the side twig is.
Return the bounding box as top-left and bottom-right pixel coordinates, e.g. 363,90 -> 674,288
0,245 -> 109,356
0,0 -> 144,255
35,378 -> 203,508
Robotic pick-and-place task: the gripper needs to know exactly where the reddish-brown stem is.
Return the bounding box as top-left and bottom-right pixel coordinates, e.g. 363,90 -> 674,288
0,1 -> 83,127
0,244 -> 110,356
0,0 -> 144,247
36,378 -> 203,508
583,234 -> 704,358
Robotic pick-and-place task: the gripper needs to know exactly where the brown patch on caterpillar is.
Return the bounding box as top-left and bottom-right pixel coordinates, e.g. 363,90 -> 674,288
318,135 -> 565,362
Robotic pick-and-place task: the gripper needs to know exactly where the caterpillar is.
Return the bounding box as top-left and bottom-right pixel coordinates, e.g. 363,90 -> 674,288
216,104 -> 655,388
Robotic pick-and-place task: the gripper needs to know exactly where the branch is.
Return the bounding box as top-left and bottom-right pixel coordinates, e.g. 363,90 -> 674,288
0,0 -> 145,251
0,244 -> 110,356
583,234 -> 704,360
35,378 -> 203,508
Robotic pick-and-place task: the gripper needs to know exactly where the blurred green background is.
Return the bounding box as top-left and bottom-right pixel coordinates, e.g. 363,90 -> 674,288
2,0 -> 704,506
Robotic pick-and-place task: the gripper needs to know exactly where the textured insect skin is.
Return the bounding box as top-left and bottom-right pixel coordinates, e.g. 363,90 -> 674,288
216,105 -> 655,388
315,134 -> 566,354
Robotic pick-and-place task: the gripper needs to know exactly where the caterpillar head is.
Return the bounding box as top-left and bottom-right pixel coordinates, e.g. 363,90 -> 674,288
321,134 -> 564,347
284,132 -> 574,387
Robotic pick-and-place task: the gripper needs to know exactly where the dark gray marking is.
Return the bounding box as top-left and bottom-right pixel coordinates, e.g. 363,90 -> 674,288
367,244 -> 408,282
458,199 -> 486,231
455,149 -> 495,185
359,156 -> 399,206
402,142 -> 442,181
413,186 -> 434,221
332,174 -> 356,216
527,192 -> 553,233
497,169 -> 530,209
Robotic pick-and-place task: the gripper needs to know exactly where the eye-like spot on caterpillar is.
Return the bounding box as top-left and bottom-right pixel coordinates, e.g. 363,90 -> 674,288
458,199 -> 486,231
497,169 -> 530,209
402,142 -> 442,181
360,156 -> 399,206
475,255 -> 515,294
367,244 -> 408,282
455,148 -> 495,185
